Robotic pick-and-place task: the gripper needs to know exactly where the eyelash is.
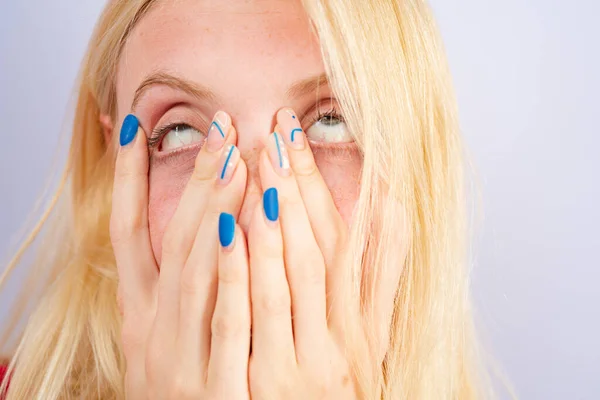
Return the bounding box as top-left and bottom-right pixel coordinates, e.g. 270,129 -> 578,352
147,104 -> 345,151
305,104 -> 345,128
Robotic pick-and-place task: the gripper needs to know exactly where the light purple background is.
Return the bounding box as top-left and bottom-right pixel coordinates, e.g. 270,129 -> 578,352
1,1 -> 598,398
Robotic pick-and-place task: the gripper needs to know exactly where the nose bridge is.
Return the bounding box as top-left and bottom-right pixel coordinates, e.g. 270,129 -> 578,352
237,141 -> 265,234
231,110 -> 275,233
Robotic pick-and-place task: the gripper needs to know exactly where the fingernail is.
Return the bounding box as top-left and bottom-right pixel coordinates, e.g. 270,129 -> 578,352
218,144 -> 240,185
279,108 -> 305,150
219,213 -> 236,248
267,132 -> 291,177
263,188 -> 279,222
120,114 -> 139,146
206,111 -> 231,152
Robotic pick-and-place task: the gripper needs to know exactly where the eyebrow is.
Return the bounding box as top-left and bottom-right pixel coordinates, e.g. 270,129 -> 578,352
131,72 -> 218,111
131,71 -> 330,111
286,73 -> 329,98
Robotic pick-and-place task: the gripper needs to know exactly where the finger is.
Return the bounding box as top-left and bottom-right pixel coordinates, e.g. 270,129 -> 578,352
178,137 -> 247,373
259,137 -> 327,361
276,107 -> 347,268
248,192 -> 295,365
207,217 -> 250,398
110,114 -> 158,311
153,111 -> 236,348
275,108 -> 350,333
109,114 -> 158,397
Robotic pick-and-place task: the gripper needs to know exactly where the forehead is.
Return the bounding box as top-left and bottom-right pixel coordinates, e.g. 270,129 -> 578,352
117,0 -> 324,111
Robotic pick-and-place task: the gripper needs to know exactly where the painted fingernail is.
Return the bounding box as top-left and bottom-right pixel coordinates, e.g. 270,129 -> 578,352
267,132 -> 291,177
263,188 -> 279,222
206,111 -> 231,152
218,144 -> 240,185
279,108 -> 305,150
219,213 -> 236,248
120,114 -> 139,146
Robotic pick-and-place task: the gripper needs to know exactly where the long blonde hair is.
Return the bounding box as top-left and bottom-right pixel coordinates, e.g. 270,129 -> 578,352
0,0 -> 486,398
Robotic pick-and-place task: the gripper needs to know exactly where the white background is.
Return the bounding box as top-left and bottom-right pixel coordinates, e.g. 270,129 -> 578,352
1,1 -> 598,398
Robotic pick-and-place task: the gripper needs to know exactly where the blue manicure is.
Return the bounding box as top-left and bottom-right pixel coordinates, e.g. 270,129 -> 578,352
120,114 -> 139,146
219,213 -> 236,247
263,188 -> 279,222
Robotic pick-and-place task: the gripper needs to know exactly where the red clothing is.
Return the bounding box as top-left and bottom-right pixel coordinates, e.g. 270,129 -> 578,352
0,364 -> 9,397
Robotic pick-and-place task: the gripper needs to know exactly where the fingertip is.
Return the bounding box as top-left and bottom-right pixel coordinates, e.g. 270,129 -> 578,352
263,187 -> 279,222
219,213 -> 236,249
119,114 -> 139,147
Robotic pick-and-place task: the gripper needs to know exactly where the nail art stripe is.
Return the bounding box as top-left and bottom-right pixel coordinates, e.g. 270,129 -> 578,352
291,128 -> 303,142
274,133 -> 283,168
211,121 -> 225,138
220,145 -> 236,179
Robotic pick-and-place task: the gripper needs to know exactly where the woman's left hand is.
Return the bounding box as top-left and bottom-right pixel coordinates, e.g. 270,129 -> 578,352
246,108 -> 359,399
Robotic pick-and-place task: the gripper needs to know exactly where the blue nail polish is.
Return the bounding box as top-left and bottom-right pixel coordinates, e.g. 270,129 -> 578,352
210,120 -> 225,138
220,145 -> 236,180
263,188 -> 279,222
120,114 -> 139,146
219,213 -> 235,247
291,128 -> 302,142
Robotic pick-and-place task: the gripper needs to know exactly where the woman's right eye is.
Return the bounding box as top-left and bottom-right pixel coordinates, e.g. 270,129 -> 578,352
161,124 -> 204,151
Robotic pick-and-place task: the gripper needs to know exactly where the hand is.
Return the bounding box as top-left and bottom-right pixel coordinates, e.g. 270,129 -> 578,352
110,112 -> 251,399
246,108 -> 361,399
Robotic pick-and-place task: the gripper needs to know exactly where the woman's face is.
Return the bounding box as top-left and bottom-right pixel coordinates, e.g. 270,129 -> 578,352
114,0 -> 361,261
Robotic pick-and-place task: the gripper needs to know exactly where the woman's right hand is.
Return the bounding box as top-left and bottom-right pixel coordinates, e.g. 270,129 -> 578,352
110,111 -> 250,399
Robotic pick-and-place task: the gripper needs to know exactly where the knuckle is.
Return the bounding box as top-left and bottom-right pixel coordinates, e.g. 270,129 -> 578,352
161,226 -> 189,259
190,155 -> 217,184
168,374 -> 203,399
257,293 -> 290,316
110,214 -> 143,245
306,369 -> 331,397
294,258 -> 325,286
250,362 -> 292,398
179,273 -> 201,297
280,192 -> 303,210
218,263 -> 244,285
294,156 -> 320,180
211,314 -> 246,339
254,236 -> 283,260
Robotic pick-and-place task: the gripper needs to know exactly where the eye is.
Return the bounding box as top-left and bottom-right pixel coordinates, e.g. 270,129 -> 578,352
159,123 -> 204,151
305,111 -> 353,143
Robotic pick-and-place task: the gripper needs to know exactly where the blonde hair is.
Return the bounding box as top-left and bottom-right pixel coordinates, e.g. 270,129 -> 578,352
0,0 -> 486,398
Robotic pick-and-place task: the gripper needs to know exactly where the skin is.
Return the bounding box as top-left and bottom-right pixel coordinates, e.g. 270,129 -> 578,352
107,0 -> 401,398
113,0 -> 362,260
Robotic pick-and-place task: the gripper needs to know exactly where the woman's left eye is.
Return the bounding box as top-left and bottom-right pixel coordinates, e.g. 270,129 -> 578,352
305,113 -> 353,143
160,124 -> 204,151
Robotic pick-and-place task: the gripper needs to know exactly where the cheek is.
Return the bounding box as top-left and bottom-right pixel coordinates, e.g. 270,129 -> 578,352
148,165 -> 192,264
313,147 -> 362,224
